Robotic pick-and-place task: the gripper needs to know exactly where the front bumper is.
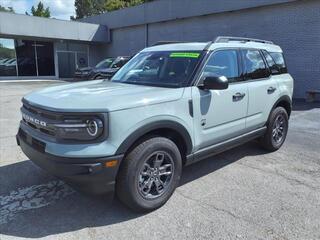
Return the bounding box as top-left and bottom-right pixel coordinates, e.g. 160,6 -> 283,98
16,129 -> 123,195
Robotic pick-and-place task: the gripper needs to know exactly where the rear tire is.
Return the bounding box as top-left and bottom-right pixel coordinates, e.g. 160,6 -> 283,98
116,137 -> 182,212
260,106 -> 288,151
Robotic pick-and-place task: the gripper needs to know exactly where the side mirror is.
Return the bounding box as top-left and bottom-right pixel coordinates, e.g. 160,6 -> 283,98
199,74 -> 229,90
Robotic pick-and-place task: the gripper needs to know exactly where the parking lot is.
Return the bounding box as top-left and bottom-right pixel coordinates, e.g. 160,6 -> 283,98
0,81 -> 319,240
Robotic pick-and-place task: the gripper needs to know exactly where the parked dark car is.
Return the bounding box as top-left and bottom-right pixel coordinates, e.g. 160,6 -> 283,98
74,56 -> 130,80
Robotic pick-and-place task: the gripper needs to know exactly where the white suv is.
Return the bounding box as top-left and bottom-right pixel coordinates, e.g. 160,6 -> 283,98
17,36 -> 294,212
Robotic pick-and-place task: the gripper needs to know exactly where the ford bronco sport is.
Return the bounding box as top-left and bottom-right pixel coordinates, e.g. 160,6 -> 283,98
17,36 -> 293,212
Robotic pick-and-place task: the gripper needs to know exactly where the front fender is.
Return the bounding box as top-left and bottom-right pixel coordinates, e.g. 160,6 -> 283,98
115,116 -> 193,155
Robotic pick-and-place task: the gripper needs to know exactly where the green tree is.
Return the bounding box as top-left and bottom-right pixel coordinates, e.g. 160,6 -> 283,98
26,1 -> 51,18
74,0 -> 106,19
105,0 -> 151,12
73,0 -> 153,19
0,5 -> 14,13
104,0 -> 124,11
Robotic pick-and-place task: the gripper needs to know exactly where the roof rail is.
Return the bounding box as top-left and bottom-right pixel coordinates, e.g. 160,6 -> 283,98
152,41 -> 188,46
214,36 -> 274,45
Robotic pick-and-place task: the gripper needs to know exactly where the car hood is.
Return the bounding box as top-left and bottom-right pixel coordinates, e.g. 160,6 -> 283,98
99,68 -> 118,74
24,80 -> 184,112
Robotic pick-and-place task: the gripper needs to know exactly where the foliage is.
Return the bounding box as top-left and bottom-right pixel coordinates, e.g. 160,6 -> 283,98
26,1 -> 51,18
73,0 -> 152,19
0,46 -> 15,59
73,0 -> 106,19
0,5 -> 14,13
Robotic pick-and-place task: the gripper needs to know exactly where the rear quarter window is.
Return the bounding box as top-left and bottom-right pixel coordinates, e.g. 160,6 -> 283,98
269,52 -> 288,74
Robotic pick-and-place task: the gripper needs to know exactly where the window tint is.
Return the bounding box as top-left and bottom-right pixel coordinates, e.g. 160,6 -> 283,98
15,40 -> 37,76
96,58 -> 114,68
112,51 -> 201,87
269,52 -> 287,74
203,50 -> 240,82
110,58 -> 128,68
262,50 -> 279,74
0,38 -> 17,76
242,50 -> 269,80
36,41 -> 55,76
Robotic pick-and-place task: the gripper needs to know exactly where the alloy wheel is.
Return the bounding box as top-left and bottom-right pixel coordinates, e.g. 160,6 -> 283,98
272,114 -> 286,144
137,151 -> 174,199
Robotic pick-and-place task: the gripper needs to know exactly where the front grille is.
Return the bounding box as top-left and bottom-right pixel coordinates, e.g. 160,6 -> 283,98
20,100 -> 106,142
22,103 -> 61,121
21,101 -> 59,137
22,119 -> 55,136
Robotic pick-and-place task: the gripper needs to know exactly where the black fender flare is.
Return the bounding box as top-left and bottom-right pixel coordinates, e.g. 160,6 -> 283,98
268,95 -> 292,122
273,95 -> 292,113
115,120 -> 193,155
93,74 -> 102,79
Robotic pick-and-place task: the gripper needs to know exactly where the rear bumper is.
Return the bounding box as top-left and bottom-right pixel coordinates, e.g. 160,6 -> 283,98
16,130 -> 123,195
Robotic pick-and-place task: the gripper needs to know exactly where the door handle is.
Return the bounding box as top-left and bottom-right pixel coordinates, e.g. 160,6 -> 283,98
233,92 -> 246,101
267,86 -> 277,94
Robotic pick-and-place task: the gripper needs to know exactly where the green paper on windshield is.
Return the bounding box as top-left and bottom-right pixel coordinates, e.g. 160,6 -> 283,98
170,52 -> 200,58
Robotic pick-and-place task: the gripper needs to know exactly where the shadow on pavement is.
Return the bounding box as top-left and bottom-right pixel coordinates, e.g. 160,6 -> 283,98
0,142 -> 267,238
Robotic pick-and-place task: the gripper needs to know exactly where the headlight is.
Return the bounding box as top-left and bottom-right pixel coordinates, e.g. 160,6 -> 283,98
54,117 -> 104,141
86,119 -> 100,136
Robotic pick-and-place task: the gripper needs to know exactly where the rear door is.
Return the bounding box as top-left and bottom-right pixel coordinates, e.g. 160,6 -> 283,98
191,49 -> 248,150
241,49 -> 280,131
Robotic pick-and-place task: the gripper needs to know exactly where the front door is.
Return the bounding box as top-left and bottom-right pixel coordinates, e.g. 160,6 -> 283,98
57,52 -> 76,78
192,49 -> 248,151
58,51 -> 88,78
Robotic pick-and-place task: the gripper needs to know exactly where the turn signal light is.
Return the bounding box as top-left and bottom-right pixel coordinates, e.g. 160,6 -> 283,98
105,160 -> 118,168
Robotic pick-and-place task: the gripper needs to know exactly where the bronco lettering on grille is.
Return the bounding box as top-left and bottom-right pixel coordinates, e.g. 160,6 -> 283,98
22,113 -> 47,127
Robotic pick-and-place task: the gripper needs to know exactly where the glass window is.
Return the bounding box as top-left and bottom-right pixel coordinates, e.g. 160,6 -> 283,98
15,40 -> 37,76
269,52 -> 287,74
203,50 -> 240,82
36,41 -> 55,76
58,52 -> 76,78
0,38 -> 17,76
110,57 -> 129,69
112,51 -> 201,88
76,52 -> 88,69
262,50 -> 280,75
96,58 -> 115,68
242,50 -> 269,80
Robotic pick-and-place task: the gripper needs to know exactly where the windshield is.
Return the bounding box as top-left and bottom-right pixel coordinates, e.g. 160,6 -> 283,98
111,51 -> 201,88
95,58 -> 114,68
109,58 -> 124,69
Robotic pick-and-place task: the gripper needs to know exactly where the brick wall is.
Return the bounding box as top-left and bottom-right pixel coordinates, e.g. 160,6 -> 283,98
84,0 -> 320,98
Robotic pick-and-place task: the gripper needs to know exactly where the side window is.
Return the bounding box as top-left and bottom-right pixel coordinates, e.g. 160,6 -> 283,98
242,50 -> 270,80
262,50 -> 280,74
117,60 -> 125,68
269,52 -> 288,74
203,50 -> 240,82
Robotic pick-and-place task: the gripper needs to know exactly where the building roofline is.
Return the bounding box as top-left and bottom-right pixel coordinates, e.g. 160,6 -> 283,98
0,11 -> 109,43
80,0 -> 299,29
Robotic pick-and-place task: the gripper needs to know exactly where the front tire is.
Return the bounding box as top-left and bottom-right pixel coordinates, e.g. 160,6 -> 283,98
260,106 -> 289,151
116,137 -> 182,212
